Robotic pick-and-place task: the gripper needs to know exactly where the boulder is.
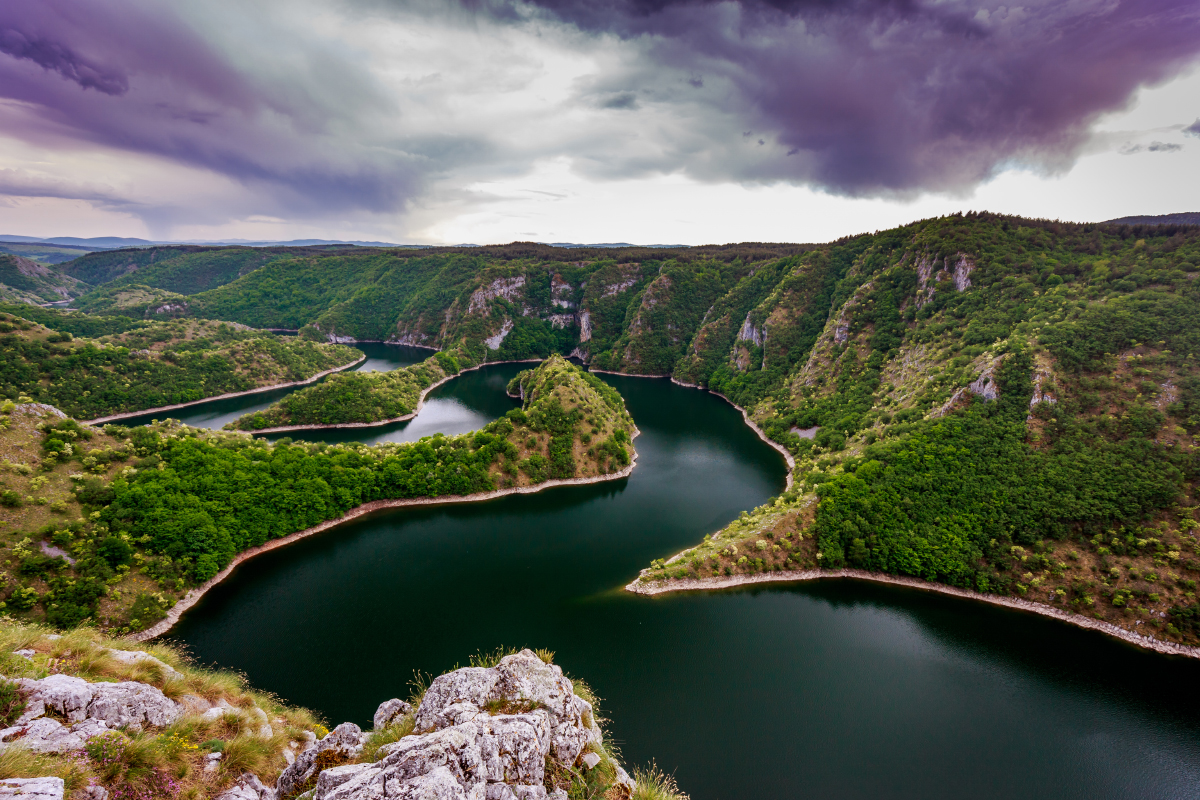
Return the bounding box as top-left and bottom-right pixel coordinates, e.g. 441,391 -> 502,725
215,773 -> 276,800
0,717 -> 110,753
0,777 -> 64,800
413,669 -> 497,734
372,699 -> 413,730
474,713 -> 550,786
414,651 -> 591,768
317,724 -> 484,800
14,675 -> 181,732
88,682 -> 183,729
79,784 -> 108,800
306,652 -> 627,800
17,675 -> 91,723
277,722 -> 364,798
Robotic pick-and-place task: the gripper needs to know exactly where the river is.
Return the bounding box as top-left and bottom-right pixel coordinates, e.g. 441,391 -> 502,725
143,353 -> 1200,799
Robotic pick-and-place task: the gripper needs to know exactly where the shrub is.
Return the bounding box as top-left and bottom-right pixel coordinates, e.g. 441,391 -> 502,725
7,587 -> 38,611
127,594 -> 170,632
97,536 -> 133,567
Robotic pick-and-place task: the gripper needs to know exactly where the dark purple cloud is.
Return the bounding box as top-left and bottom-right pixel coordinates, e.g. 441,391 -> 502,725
1186,119 -> 1200,137
492,0 -> 1200,194
0,0 -> 425,221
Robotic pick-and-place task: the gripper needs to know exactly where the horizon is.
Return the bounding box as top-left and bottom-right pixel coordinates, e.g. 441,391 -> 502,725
4,208 -> 1200,252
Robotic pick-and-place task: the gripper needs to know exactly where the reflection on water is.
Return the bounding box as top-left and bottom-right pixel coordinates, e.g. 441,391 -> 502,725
264,364 -> 521,445
351,343 -> 428,374
166,368 -> 1200,800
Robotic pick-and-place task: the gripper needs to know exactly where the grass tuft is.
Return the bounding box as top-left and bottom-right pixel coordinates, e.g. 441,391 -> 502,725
632,762 -> 690,800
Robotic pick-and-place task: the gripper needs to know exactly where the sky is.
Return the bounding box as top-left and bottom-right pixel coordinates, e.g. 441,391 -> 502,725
1,0 -> 1199,246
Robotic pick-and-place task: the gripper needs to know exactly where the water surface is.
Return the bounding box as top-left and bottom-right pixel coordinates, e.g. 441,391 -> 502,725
160,367 -> 1200,799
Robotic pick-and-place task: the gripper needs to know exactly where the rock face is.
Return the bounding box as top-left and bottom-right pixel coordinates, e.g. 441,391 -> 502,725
0,778 -> 64,800
0,674 -> 183,752
373,699 -> 414,730
276,723 -> 365,798
216,773 -> 277,800
310,650 -> 616,800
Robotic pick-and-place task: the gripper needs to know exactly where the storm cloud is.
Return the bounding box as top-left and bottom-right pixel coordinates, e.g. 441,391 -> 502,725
1,0 -> 1199,233
494,0 -> 1200,194
0,0 -> 429,220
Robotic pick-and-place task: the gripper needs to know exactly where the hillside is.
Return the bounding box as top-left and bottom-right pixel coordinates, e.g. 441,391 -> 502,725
0,243 -> 97,266
0,256 -> 86,305
628,213 -> 1200,651
0,310 -> 361,420
0,625 -> 674,800
65,247 -> 291,298
59,243 -> 812,364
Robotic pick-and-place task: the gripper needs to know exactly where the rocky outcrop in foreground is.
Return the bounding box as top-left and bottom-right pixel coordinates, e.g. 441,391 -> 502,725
0,635 -> 662,800
0,672 -> 182,754
274,649 -> 632,800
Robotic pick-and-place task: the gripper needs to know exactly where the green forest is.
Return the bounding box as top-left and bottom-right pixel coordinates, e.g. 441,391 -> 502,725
635,213 -> 1200,646
0,310 -> 360,419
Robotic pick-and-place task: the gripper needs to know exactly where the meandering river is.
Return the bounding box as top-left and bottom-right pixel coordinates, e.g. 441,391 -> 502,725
142,347 -> 1200,798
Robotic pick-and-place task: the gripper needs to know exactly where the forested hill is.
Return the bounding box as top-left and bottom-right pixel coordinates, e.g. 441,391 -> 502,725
0,307 -> 360,419
630,214 -> 1200,651
52,217 -> 1200,420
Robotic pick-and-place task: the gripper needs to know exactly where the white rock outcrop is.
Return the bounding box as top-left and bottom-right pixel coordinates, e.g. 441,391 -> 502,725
276,723 -> 365,798
0,674 -> 182,752
373,699 -> 414,730
216,773 -> 276,800
311,650 -> 614,800
0,777 -> 64,800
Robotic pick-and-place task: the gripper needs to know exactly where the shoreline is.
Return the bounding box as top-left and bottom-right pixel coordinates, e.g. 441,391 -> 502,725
674,379 -> 796,491
583,369 -> 795,491
131,434 -> 640,642
241,358 -> 544,434
84,355 -> 367,424
624,568 -> 1200,660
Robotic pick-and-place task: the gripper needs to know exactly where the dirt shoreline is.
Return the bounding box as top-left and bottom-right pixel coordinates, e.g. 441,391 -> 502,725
243,358 -> 544,433
84,355 -> 367,424
131,435 -> 640,642
624,568 -> 1200,659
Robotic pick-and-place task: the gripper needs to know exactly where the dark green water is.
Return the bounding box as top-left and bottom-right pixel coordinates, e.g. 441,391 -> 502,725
115,344 -> 427,431
155,366 -> 1200,799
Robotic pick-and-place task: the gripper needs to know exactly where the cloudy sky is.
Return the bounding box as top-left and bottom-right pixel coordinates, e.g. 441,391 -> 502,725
1,0 -> 1199,245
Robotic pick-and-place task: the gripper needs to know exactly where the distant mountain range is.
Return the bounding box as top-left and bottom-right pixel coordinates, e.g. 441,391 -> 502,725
0,235 -> 415,250
0,235 -> 694,252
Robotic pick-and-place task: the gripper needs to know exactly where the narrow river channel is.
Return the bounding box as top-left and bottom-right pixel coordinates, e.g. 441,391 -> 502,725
139,349 -> 1200,799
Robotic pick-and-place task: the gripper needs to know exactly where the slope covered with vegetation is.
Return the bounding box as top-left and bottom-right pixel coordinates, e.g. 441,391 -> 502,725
0,356 -> 634,635
0,256 -> 86,305
61,245 -> 361,296
0,310 -> 361,420
632,213 -> 1200,650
